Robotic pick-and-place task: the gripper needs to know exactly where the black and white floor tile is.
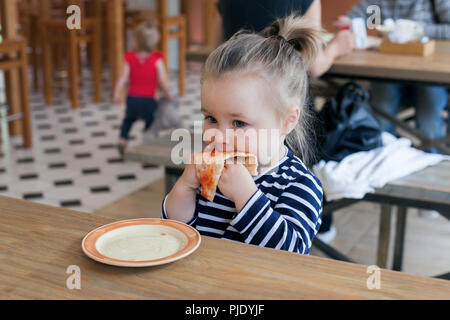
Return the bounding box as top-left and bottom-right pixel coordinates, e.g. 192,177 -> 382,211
0,62 -> 204,213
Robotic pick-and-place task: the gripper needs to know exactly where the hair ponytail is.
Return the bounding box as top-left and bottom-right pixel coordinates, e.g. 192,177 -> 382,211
264,15 -> 322,70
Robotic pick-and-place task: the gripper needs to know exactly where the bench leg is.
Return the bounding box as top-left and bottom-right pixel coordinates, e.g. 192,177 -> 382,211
377,204 -> 392,269
393,206 -> 408,271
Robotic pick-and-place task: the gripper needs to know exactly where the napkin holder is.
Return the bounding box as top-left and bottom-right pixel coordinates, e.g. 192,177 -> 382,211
379,39 -> 436,56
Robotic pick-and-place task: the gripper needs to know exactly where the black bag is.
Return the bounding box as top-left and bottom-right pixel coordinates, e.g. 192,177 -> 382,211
318,82 -> 382,162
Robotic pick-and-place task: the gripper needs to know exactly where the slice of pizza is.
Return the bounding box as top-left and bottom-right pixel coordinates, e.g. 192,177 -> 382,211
194,150 -> 258,202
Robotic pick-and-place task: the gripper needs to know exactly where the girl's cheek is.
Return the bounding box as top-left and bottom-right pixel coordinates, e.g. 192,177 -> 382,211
256,133 -> 282,167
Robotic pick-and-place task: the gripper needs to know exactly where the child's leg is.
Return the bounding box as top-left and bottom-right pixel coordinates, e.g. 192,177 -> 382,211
141,98 -> 158,131
370,81 -> 404,135
119,96 -> 139,143
411,84 -> 447,153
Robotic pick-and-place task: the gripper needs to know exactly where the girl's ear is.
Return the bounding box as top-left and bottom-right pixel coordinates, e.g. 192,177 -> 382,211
282,106 -> 300,135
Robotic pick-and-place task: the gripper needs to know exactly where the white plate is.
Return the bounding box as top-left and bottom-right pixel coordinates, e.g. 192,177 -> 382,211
82,218 -> 201,267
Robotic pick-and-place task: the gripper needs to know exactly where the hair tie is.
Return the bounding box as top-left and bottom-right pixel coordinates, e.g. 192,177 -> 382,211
271,35 -> 303,61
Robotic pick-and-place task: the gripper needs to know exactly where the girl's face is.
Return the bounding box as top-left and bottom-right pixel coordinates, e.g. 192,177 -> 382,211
201,73 -> 293,168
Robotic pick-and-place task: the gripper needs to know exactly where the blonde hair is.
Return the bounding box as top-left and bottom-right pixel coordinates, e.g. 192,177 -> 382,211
201,14 -> 323,166
134,20 -> 160,53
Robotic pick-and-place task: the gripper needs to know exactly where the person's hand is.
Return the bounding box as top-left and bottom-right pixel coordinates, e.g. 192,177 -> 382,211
333,15 -> 352,29
218,162 -> 258,212
113,92 -> 122,105
331,30 -> 355,57
166,94 -> 175,102
178,160 -> 200,191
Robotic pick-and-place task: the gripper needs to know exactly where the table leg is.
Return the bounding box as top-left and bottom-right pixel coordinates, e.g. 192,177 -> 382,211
377,204 -> 392,269
393,206 -> 408,271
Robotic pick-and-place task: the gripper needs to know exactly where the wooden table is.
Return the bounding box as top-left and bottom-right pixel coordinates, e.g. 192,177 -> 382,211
1,195 -> 449,299
326,40 -> 450,86
124,133 -> 450,272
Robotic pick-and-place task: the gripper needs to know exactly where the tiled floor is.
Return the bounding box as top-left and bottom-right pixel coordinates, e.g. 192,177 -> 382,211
0,63 -> 204,213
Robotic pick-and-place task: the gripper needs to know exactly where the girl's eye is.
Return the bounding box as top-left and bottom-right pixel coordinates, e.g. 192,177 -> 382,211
233,120 -> 247,128
204,116 -> 217,123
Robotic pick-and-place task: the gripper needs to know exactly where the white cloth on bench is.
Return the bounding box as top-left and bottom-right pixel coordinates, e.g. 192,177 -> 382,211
312,132 -> 450,202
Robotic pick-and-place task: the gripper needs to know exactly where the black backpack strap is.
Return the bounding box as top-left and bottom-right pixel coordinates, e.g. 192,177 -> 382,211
430,0 -> 441,23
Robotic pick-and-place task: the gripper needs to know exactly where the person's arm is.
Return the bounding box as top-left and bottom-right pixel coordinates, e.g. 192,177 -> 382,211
424,0 -> 450,40
113,62 -> 130,104
303,0 -> 355,78
228,176 -> 323,254
164,162 -> 200,224
156,58 -> 173,100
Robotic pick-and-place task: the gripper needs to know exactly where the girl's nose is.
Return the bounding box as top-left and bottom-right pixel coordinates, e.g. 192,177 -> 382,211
208,128 -> 234,152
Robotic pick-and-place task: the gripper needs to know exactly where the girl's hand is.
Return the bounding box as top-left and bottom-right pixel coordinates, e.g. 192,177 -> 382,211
178,162 -> 200,190
113,92 -> 122,105
164,92 -> 175,102
218,162 -> 258,212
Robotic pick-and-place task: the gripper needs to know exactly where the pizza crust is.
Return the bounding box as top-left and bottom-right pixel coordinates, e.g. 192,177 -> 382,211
194,151 -> 258,201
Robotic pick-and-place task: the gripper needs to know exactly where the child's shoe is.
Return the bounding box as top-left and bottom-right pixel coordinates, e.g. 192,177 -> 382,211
117,143 -> 126,157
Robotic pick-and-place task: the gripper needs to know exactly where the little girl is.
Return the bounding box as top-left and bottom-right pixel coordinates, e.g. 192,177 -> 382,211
163,15 -> 323,255
113,21 -> 172,155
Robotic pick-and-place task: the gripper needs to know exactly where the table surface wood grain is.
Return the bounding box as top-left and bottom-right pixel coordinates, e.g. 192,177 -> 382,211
1,196 -> 449,299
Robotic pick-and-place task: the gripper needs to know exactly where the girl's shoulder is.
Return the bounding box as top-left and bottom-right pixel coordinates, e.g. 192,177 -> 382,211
124,51 -> 137,62
260,149 -> 323,194
150,50 -> 164,62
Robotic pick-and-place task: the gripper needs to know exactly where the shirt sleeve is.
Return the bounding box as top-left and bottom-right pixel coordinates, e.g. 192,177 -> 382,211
124,51 -> 133,64
230,177 -> 323,255
424,0 -> 450,40
345,0 -> 373,19
152,51 -> 164,62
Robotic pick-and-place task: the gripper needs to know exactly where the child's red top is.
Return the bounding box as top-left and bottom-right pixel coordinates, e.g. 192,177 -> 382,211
125,50 -> 164,98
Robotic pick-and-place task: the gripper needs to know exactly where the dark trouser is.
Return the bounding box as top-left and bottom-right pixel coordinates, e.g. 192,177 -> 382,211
120,96 -> 158,140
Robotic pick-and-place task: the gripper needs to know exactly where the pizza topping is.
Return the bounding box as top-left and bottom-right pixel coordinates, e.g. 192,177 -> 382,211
194,150 -> 258,201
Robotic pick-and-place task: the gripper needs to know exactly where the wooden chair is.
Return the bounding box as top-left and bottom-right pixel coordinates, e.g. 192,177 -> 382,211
39,1 -> 102,109
158,0 -> 187,97
0,40 -> 32,148
17,0 -> 41,91
123,0 -> 187,97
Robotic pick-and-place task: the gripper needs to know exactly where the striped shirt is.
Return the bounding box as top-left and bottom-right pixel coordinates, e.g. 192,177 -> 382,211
162,147 -> 323,255
346,0 -> 450,40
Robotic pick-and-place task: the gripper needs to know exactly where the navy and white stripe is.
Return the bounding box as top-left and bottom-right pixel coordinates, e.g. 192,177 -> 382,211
162,147 -> 323,255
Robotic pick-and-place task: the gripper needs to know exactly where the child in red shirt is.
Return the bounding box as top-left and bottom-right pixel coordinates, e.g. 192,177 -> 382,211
113,21 -> 172,155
